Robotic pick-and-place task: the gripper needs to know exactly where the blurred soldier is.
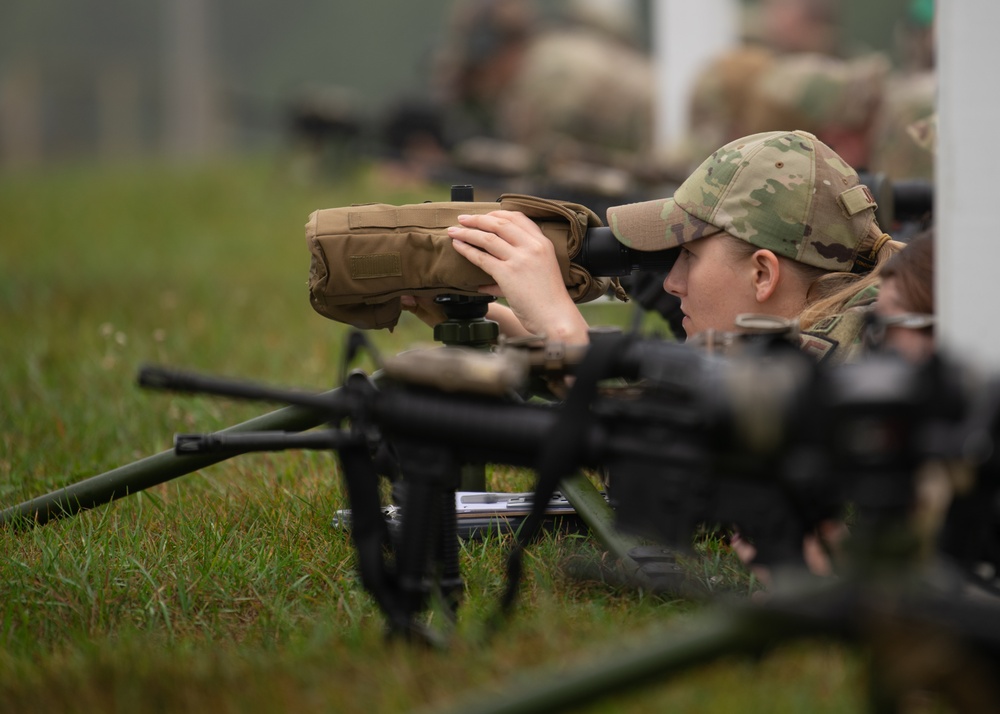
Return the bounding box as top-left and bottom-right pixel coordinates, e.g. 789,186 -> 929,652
741,51 -> 890,171
665,0 -> 844,176
749,0 -> 843,56
869,0 -> 935,181
894,0 -> 935,73
868,71 -> 934,181
663,45 -> 777,177
497,0 -> 654,166
907,112 -> 936,154
432,0 -> 655,180
432,0 -> 539,145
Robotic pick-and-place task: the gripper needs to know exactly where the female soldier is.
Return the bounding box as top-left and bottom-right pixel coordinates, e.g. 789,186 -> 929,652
432,130 -> 903,582
443,129 -> 901,361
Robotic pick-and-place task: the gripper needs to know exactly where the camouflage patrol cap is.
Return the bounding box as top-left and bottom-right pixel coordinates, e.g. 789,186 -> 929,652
607,130 -> 879,272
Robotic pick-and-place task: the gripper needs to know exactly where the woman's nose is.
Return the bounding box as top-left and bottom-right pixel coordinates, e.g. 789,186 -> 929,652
663,265 -> 684,297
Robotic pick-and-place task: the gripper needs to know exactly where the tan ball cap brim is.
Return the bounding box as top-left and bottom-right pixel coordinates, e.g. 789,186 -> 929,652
607,197 -> 726,252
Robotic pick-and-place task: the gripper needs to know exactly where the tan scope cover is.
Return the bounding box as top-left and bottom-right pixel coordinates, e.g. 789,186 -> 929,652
306,193 -> 625,330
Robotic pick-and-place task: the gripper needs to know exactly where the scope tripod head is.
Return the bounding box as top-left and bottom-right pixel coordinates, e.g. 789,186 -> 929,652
428,185 -> 501,350
432,294 -> 499,347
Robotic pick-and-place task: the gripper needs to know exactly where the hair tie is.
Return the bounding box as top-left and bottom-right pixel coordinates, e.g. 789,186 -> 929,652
852,232 -> 892,274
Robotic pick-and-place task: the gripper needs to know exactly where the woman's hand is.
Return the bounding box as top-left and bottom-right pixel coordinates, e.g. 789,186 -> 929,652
400,295 -> 447,327
448,210 -> 590,344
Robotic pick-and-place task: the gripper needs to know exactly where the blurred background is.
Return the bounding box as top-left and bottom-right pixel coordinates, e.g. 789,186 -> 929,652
0,0 -> 937,353
0,0 -> 929,175
0,0 -> 459,165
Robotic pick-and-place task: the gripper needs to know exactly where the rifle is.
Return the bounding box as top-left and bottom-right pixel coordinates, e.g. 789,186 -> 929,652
123,330 -> 993,590
5,317 -> 998,706
132,328 -> 1000,709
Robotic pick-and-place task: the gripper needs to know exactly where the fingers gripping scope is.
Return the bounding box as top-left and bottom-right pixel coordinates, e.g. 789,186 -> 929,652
451,183 -> 679,277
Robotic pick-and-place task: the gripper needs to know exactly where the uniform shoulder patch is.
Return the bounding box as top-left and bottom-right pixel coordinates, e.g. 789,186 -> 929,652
799,285 -> 878,363
799,333 -> 839,361
806,313 -> 842,336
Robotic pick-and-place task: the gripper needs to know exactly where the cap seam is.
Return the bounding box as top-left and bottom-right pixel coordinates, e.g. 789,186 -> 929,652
677,203 -> 725,242
710,136 -> 770,234
798,133 -> 817,264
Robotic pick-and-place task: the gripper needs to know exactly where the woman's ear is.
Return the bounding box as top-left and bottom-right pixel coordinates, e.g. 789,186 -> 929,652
750,249 -> 781,303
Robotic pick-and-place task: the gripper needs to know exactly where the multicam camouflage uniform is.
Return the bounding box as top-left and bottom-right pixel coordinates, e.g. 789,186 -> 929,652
907,112 -> 936,153
495,25 -> 654,166
741,52 -> 890,141
665,45 -> 777,177
866,0 -> 935,181
798,284 -> 879,363
670,50 -> 889,180
433,0 -> 653,175
607,130 -> 887,364
868,70 -> 935,181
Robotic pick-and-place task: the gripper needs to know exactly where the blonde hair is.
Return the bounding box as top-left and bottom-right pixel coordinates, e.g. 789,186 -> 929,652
793,225 -> 903,330
720,226 -> 903,331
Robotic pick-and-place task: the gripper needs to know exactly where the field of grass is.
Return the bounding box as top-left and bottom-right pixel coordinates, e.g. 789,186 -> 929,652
0,156 -> 866,712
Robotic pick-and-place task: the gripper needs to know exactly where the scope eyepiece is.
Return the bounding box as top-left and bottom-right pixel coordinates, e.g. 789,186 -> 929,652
575,226 -> 679,277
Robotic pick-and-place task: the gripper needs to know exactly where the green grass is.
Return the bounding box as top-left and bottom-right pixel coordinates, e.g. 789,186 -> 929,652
0,156 -> 868,713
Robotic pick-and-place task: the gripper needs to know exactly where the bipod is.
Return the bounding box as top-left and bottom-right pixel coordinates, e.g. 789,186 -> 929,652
0,391 -> 334,530
111,366 -> 463,646
390,440 -> 465,629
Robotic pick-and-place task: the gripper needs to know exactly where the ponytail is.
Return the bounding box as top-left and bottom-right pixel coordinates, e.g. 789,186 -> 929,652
795,225 -> 903,330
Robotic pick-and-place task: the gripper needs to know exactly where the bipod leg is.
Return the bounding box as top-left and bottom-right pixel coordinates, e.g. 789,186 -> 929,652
336,439 -> 409,634
392,441 -> 465,639
436,486 -> 464,617
426,579 -> 859,714
866,659 -> 904,714
558,472 -> 681,593
1,393 -> 335,530
424,603 -> 799,714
